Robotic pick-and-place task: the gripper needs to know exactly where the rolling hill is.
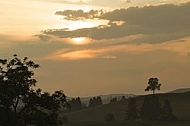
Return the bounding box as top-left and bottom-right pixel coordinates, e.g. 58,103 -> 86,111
168,88 -> 190,93
63,91 -> 190,123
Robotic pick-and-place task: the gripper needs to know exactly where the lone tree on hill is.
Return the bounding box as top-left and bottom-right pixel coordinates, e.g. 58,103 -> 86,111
145,78 -> 161,94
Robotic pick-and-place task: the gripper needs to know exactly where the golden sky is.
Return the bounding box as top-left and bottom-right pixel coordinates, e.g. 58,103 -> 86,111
1,0 -> 190,97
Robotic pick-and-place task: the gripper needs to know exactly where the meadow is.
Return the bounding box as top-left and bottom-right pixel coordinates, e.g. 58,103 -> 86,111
63,121 -> 190,126
61,91 -> 190,126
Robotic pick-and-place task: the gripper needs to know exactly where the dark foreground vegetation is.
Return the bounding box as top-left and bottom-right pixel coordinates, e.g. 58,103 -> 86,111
63,121 -> 190,126
0,55 -> 69,126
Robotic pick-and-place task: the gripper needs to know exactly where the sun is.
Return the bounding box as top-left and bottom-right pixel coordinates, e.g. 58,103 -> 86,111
71,37 -> 90,45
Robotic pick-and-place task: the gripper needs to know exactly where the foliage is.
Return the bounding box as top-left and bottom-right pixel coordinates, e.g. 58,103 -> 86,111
88,96 -> 103,107
104,114 -> 115,122
140,95 -> 162,121
120,96 -> 126,101
145,78 -> 161,94
55,121 -> 190,126
124,97 -> 138,121
110,97 -> 117,103
160,99 -> 177,121
0,55 -> 69,126
69,97 -> 83,111
0,54 -> 39,113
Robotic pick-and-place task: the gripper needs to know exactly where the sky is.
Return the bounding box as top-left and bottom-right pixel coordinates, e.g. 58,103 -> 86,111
1,0 -> 190,97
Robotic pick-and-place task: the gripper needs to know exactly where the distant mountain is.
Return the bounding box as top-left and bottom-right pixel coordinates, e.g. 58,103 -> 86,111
168,88 -> 190,93
68,94 -> 136,106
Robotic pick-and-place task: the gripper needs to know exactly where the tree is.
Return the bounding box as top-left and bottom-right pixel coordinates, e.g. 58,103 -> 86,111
0,54 -> 39,115
70,97 -> 82,110
140,95 -> 162,121
124,97 -> 138,121
88,96 -> 103,107
21,89 -> 69,126
0,55 -> 69,125
109,97 -> 117,103
160,99 -> 177,121
96,96 -> 103,106
121,96 -> 126,101
88,98 -> 93,107
145,78 -> 161,94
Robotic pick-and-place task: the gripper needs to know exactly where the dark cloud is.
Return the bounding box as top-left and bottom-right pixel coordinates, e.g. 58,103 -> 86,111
55,10 -> 104,20
43,2 -> 190,43
34,34 -> 52,42
101,3 -> 190,32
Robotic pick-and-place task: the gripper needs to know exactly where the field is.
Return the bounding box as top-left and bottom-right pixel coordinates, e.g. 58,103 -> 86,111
63,121 -> 190,126
59,91 -> 190,126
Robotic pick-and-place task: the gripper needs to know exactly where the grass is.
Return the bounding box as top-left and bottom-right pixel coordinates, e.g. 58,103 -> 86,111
63,121 -> 190,126
63,92 -> 190,123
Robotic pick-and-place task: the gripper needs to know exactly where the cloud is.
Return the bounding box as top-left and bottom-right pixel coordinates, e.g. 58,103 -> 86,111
55,10 -> 104,20
32,0 -> 92,4
42,2 -> 190,44
44,49 -> 103,60
41,36 -> 190,61
33,0 -> 132,7
65,0 -> 92,3
181,0 -> 190,3
102,55 -> 117,59
121,0 -> 131,3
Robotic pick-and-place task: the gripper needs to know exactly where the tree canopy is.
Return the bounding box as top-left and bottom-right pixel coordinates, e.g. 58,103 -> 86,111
0,54 -> 69,126
145,78 -> 161,94
124,97 -> 138,121
140,95 -> 162,121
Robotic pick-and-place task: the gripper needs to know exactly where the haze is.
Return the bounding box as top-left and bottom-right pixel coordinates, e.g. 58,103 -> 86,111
1,0 -> 190,97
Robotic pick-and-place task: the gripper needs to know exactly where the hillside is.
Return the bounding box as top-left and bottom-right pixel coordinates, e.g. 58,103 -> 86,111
168,88 -> 190,93
63,91 -> 190,123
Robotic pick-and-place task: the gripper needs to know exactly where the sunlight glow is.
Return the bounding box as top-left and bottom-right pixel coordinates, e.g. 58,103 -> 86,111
71,37 -> 91,45
67,19 -> 108,31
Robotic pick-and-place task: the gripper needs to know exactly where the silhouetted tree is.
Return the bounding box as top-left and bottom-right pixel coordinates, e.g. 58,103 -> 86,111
96,96 -> 103,106
88,98 -> 93,107
160,99 -> 177,121
140,95 -> 162,121
124,97 -> 138,121
110,97 -> 117,103
0,55 -> 69,126
145,78 -> 161,94
121,96 -> 126,101
88,96 -> 103,107
0,54 -> 39,115
70,97 -> 82,110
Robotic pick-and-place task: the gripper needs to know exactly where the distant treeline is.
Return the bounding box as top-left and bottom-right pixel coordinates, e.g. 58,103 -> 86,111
67,95 -> 127,111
